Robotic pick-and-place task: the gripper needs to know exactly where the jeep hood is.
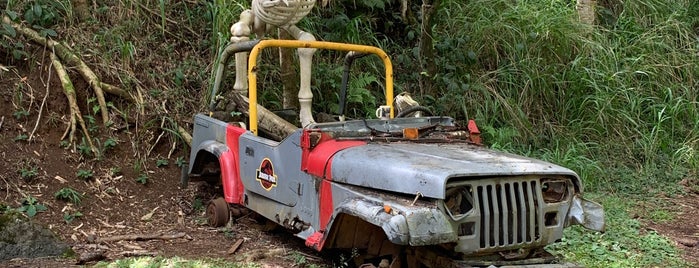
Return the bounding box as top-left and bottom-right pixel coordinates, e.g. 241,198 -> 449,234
329,143 -> 579,199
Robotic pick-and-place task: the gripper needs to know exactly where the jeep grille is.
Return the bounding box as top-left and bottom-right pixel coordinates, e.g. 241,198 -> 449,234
446,178 -> 547,251
476,180 -> 542,248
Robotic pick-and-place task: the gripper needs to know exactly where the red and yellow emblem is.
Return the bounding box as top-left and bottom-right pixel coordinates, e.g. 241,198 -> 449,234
256,158 -> 278,191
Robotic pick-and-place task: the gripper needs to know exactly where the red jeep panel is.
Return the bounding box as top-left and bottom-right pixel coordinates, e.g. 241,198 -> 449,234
221,125 -> 246,204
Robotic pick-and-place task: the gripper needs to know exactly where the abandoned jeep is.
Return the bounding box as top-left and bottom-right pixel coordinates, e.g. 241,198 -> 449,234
183,40 -> 605,267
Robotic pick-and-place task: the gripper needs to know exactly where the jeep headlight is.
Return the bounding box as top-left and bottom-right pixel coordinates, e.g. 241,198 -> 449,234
444,185 -> 474,221
541,178 -> 570,203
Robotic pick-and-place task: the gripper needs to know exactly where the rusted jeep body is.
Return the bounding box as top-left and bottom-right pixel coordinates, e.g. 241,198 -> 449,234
185,40 -> 604,267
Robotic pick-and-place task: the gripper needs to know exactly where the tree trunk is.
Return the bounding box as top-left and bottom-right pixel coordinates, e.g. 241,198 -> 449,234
279,29 -> 299,110
419,0 -> 440,97
576,0 -> 597,25
73,0 -> 90,22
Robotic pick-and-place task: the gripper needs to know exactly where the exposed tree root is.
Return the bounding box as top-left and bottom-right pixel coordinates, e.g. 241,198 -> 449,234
51,53 -> 98,156
177,126 -> 192,146
29,58 -> 52,142
2,16 -> 138,126
100,82 -> 137,103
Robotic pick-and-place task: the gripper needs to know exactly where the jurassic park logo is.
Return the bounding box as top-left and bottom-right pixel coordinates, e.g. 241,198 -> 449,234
256,158 -> 278,191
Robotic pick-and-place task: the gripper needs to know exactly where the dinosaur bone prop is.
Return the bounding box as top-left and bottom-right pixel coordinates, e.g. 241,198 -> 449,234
230,0 -> 317,127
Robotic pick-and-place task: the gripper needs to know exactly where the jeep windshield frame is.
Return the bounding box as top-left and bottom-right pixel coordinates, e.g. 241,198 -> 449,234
245,40 -> 395,135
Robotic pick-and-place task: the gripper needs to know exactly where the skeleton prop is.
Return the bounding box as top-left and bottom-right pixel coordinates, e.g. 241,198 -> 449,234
230,0 -> 317,127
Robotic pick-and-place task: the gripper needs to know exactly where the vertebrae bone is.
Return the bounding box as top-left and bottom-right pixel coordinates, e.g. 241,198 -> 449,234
253,0 -> 316,27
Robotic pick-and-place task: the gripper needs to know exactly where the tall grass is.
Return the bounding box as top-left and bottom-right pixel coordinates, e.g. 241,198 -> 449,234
205,0 -> 698,194
430,0 -> 699,193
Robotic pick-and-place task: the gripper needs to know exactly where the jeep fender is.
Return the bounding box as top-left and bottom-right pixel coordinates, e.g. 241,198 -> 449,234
332,199 -> 457,246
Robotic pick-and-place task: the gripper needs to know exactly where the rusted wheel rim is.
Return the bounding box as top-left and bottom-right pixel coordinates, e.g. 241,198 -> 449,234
206,197 -> 230,227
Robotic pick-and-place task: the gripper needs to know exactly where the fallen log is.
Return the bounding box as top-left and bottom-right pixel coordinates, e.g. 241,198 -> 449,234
230,93 -> 297,140
76,250 -> 106,264
95,232 -> 187,243
121,250 -> 159,257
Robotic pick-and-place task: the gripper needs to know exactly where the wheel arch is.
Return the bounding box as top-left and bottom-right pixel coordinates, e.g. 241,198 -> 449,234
323,200 -> 410,250
188,140 -> 227,174
188,140 -> 244,204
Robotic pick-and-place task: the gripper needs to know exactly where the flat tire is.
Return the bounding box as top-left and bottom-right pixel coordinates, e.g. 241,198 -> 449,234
207,197 -> 230,227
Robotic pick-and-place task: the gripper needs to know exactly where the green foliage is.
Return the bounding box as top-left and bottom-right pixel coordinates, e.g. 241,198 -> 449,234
645,209 -> 674,223
175,156 -> 186,168
12,109 -> 29,119
76,169 -> 94,180
19,166 -> 38,181
397,1 -> 698,266
537,142 -> 603,190
0,11 -> 27,60
192,198 -> 204,212
63,211 -> 83,224
333,248 -> 359,268
286,251 -> 318,268
103,137 -> 118,151
344,73 -> 380,118
93,256 -> 263,268
133,159 -> 144,174
77,137 -> 93,157
13,134 -> 28,141
1,1 -> 63,60
22,1 -> 63,29
548,194 -> 685,267
156,159 -> 168,167
302,0 -> 399,45
109,167 -> 122,177
16,196 -> 47,217
54,187 -> 83,204
136,173 -> 148,185
0,203 -> 10,213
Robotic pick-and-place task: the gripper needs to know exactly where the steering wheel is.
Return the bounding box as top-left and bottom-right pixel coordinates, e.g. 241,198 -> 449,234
396,106 -> 434,118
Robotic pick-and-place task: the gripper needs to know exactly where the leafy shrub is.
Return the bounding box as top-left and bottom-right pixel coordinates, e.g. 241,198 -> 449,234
54,187 -> 83,204
156,159 -> 168,167
63,211 -> 83,224
19,166 -> 38,181
76,169 -> 94,181
16,196 -> 47,217
136,173 -> 148,185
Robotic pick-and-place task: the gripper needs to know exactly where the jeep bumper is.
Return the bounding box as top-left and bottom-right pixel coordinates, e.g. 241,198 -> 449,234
568,195 -> 605,232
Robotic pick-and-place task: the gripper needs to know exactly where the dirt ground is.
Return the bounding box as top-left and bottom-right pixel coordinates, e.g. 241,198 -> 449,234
1,59 -> 698,268
641,188 -> 699,266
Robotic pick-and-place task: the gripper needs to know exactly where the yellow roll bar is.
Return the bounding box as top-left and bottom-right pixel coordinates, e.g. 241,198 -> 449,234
247,40 -> 394,136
